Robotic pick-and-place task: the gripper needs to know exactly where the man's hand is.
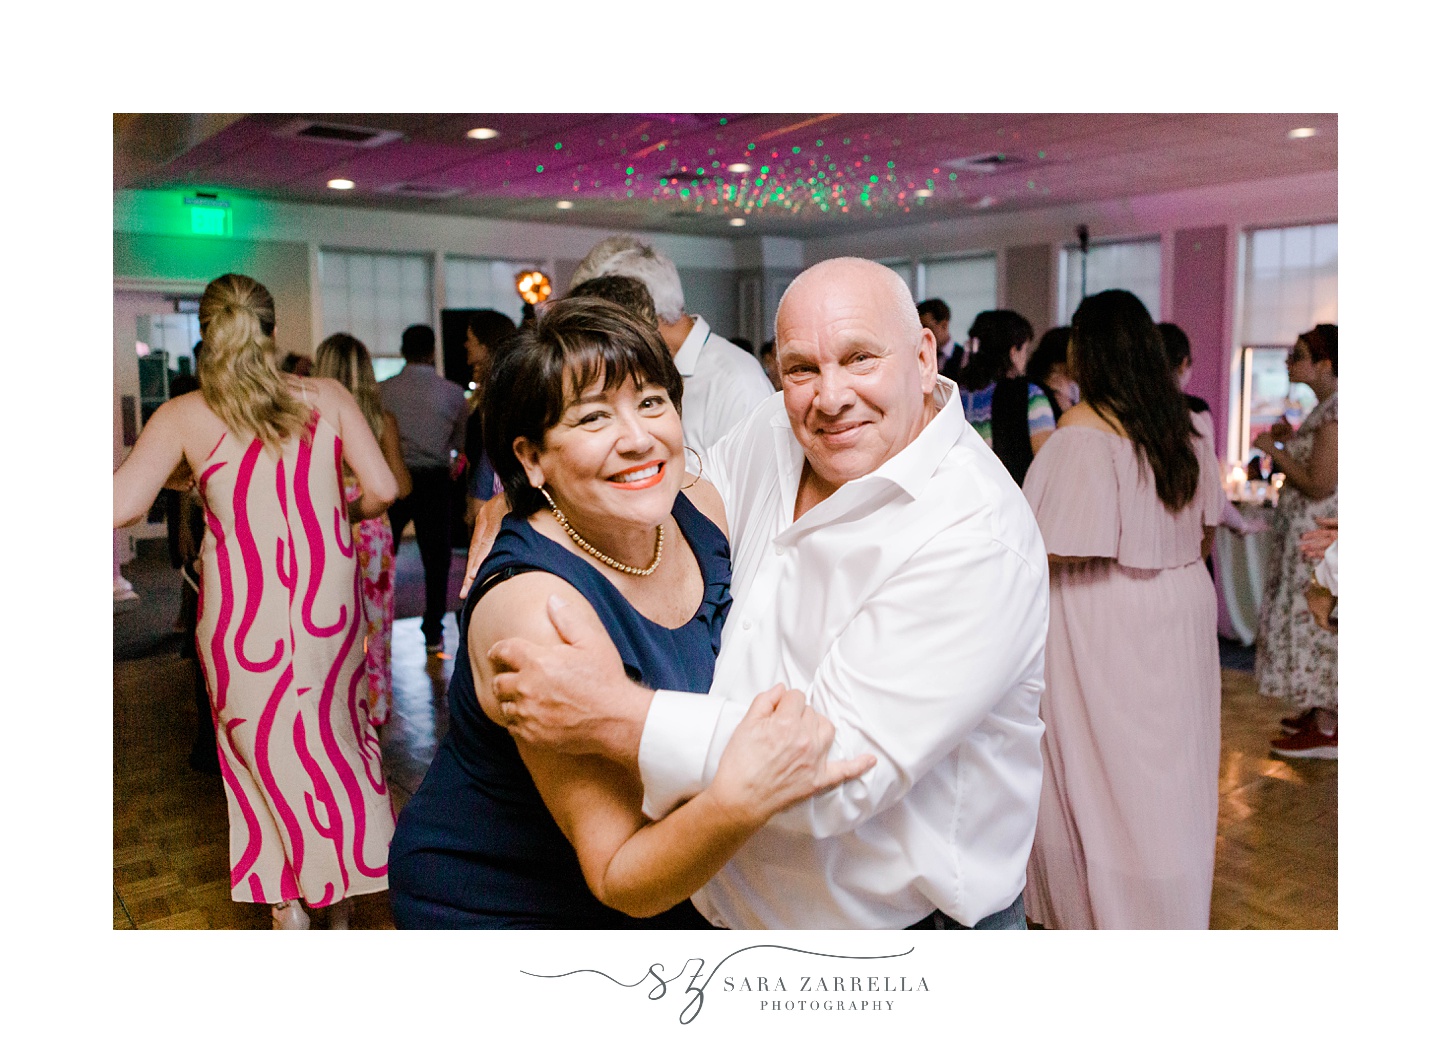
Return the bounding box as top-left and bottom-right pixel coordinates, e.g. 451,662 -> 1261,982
460,494 -> 508,598
490,594 -> 653,763
706,685 -> 876,828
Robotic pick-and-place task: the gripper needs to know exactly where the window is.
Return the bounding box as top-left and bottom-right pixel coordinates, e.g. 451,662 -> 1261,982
444,257 -> 541,318
923,255 -> 997,346
318,250 -> 433,374
1229,223 -> 1338,461
1057,238 -> 1162,323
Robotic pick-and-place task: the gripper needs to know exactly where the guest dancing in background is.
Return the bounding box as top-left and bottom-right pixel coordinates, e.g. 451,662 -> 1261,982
113,274 -> 399,929
1253,324 -> 1338,758
958,309 -> 1056,485
314,333 -> 412,726
1025,325 -> 1077,423
1023,289 -> 1223,929
461,309 -> 519,528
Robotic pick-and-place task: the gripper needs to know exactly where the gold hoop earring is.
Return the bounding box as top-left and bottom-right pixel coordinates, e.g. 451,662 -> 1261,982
682,446 -> 703,490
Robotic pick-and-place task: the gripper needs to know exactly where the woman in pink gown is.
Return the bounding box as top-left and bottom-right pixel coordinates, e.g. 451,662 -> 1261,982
113,274 -> 400,929
1023,290 -> 1223,929
314,334 -> 412,726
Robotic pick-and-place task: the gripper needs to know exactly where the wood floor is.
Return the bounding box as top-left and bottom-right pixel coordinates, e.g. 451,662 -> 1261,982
113,546 -> 1336,930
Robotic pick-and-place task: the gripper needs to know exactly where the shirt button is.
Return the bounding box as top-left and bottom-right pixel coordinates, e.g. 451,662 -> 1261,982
742,621 -> 752,631
774,545 -> 785,556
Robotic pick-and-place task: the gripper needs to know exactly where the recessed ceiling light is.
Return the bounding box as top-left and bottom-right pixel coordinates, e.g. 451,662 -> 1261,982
975,195 -> 997,209
727,162 -> 751,174
1288,127 -> 1317,139
327,178 -> 355,190
467,127 -> 499,140
914,188 -> 933,198
555,200 -> 574,209
729,217 -> 746,226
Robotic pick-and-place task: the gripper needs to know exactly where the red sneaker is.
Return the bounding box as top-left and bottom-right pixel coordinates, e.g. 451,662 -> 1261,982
1279,708 -> 1317,733
1271,725 -> 1337,759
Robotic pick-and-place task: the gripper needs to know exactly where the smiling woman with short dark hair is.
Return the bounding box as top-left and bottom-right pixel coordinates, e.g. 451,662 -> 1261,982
387,297 -> 870,929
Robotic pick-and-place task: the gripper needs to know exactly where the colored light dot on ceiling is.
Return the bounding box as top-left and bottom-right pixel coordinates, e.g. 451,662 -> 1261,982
792,146 -> 801,154
949,173 -> 957,180
554,142 -> 563,150
747,143 -> 756,150
720,118 -> 728,125
869,175 -> 878,183
533,165 -> 543,173
625,167 -> 634,175
625,178 -> 632,186
1038,150 -> 1047,159
660,178 -> 668,186
1027,180 -> 1035,189
887,161 -> 894,169
760,166 -> 769,174
641,134 -> 649,141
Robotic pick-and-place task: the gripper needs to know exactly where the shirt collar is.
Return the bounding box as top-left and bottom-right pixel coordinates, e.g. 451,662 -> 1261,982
770,376 -> 966,512
673,316 -> 709,376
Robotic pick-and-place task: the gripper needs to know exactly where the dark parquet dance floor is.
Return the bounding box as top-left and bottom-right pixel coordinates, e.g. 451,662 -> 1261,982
113,539 -> 1336,930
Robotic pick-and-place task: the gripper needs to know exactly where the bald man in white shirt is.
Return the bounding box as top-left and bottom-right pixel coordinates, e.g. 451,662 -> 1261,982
488,257 -> 1048,930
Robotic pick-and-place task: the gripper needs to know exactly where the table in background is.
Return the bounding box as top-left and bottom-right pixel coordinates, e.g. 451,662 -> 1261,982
1215,503 -> 1275,645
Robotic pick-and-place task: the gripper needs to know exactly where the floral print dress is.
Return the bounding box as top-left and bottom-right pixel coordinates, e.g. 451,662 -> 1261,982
1255,392 -> 1338,711
345,475 -> 396,726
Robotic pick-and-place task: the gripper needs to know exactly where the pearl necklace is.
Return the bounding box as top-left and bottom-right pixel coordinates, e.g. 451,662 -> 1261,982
539,486 -> 665,577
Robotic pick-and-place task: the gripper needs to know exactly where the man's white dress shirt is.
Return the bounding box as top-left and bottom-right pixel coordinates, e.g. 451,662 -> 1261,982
674,316 -> 773,470
638,379 -> 1048,928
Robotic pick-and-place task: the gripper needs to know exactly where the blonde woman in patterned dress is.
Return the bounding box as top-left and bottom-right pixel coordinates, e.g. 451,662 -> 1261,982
314,333 -> 412,726
1253,324 -> 1339,758
114,274 -> 400,929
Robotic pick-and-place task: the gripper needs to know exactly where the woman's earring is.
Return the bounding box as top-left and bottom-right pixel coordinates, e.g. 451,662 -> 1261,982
682,446 -> 703,490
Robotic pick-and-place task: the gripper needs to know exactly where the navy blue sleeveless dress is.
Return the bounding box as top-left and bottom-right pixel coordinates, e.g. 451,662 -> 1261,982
389,493 -> 730,928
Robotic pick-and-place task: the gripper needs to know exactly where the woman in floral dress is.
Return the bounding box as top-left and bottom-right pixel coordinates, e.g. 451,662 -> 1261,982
1253,324 -> 1339,758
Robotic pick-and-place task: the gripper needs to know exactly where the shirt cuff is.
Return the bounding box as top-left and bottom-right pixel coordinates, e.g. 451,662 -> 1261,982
638,690 -> 727,820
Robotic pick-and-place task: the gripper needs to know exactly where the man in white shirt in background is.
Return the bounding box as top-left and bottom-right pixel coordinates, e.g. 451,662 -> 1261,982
490,257 -> 1048,930
568,236 -> 773,468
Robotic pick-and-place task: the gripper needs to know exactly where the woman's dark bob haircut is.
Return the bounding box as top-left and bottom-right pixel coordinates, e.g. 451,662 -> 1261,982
484,296 -> 684,517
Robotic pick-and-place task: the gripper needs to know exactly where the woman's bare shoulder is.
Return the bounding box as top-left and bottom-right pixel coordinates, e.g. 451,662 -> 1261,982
1058,402 -> 1124,436
468,571 -> 603,654
682,475 -> 728,538
467,571 -> 604,721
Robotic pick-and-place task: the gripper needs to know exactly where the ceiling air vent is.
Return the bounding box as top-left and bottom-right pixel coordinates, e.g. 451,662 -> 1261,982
273,119 -> 404,148
377,183 -> 464,199
942,153 -> 1026,174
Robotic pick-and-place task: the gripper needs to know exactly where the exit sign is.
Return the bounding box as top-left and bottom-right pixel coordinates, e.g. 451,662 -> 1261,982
183,194 -> 233,237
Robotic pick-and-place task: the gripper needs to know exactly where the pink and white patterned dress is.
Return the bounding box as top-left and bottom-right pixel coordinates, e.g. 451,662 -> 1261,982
345,474 -> 395,725
195,410 -> 394,907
